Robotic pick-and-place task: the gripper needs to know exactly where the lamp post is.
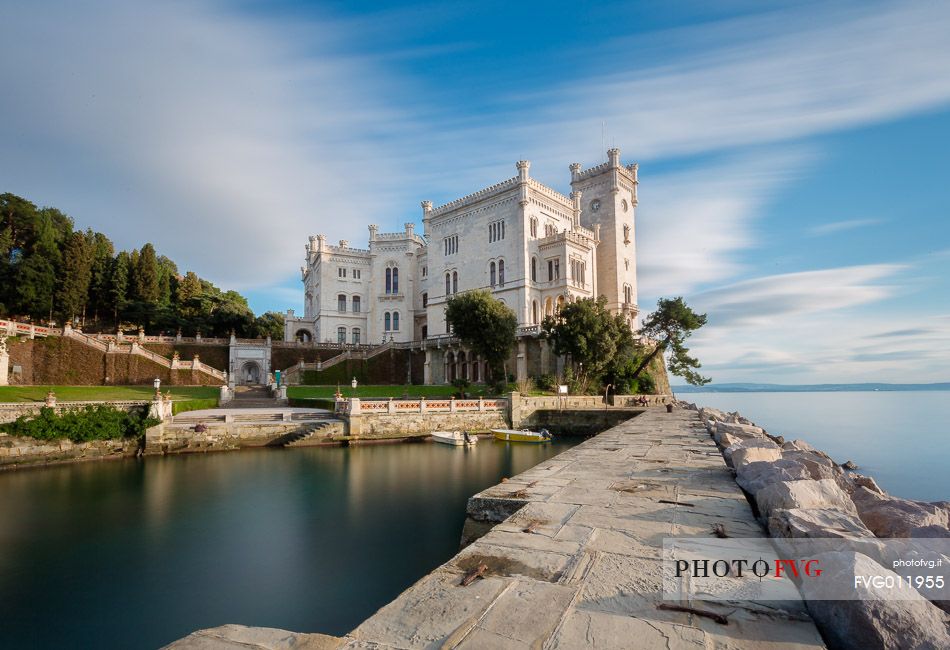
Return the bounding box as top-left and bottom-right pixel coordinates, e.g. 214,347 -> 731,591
153,377 -> 161,399
351,377 -> 358,398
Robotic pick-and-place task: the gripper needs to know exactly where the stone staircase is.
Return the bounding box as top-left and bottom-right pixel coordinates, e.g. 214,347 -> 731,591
230,386 -> 278,408
283,420 -> 345,446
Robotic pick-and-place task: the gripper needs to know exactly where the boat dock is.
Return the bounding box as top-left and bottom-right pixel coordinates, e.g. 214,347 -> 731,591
169,408 -> 825,649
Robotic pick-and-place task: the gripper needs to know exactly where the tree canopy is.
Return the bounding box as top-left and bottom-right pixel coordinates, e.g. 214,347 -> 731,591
445,290 -> 518,378
0,192 -> 274,337
632,296 -> 710,386
542,296 -> 634,381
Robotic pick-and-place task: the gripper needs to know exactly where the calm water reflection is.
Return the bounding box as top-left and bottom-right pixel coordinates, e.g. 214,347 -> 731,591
0,439 -> 579,649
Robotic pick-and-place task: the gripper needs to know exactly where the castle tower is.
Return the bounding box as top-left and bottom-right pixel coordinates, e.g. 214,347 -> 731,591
570,148 -> 639,324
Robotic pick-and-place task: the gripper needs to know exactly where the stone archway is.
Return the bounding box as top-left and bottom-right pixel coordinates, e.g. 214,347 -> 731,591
295,329 -> 312,343
241,361 -> 262,385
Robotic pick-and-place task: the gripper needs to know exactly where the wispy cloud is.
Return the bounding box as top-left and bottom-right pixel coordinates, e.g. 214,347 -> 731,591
809,219 -> 883,236
690,264 -> 904,327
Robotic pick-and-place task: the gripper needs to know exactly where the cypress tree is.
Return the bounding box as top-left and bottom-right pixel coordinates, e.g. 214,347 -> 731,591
135,244 -> 159,304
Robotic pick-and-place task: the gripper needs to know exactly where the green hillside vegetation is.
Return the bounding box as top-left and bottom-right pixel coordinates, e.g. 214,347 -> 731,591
0,192 -> 283,337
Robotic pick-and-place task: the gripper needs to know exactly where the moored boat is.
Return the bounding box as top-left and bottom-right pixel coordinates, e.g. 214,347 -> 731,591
430,431 -> 478,446
491,428 -> 552,443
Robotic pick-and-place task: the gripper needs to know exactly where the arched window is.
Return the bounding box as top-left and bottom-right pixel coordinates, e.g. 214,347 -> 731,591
531,257 -> 537,282
490,262 -> 496,287
338,294 -> 346,312
422,292 -> 428,308
384,312 -> 391,331
337,326 -> 346,343
498,259 -> 505,287
385,268 -> 392,294
452,271 -> 458,294
530,217 -> 537,238
352,296 -> 361,313
352,328 -> 361,344
556,295 -> 565,312
532,301 -> 539,324
392,267 -> 399,293
545,297 -> 553,317
445,273 -> 451,296
392,312 -> 400,330
624,284 -> 632,304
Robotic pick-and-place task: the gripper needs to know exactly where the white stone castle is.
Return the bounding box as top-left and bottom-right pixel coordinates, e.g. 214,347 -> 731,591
284,148 -> 639,356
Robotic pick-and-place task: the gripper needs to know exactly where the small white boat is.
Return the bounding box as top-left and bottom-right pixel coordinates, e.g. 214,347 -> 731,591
491,428 -> 552,443
431,430 -> 478,446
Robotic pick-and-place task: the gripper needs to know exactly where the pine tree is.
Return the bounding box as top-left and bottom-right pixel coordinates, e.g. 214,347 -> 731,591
15,216 -> 61,320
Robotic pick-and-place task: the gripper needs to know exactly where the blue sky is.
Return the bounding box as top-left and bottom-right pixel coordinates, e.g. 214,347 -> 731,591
2,1 -> 949,383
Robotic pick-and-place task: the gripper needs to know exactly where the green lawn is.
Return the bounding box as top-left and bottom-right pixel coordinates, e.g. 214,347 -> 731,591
0,385 -> 219,403
289,384 -> 485,399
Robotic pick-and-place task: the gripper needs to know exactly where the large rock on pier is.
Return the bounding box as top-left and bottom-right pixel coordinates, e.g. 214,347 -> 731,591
736,459 -> 813,495
851,487 -> 949,538
722,438 -> 777,465
800,551 -> 950,650
755,479 -> 857,519
768,507 -> 875,539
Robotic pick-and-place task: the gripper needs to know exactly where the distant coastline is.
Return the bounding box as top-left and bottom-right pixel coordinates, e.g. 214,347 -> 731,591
673,382 -> 950,393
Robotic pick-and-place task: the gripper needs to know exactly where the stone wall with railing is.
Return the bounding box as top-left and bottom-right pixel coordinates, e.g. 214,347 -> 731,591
339,397 -> 508,438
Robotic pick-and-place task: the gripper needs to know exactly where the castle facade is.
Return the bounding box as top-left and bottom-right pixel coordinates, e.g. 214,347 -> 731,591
284,148 -> 639,350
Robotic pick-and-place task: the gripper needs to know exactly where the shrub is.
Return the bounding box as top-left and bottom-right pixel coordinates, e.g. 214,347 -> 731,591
0,405 -> 159,442
533,374 -> 555,391
451,378 -> 471,397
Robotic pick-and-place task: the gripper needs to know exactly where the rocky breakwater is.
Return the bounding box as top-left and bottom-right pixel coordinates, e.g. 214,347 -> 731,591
682,401 -> 950,650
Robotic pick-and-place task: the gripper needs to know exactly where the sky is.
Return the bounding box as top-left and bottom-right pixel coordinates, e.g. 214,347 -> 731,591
2,0 -> 949,383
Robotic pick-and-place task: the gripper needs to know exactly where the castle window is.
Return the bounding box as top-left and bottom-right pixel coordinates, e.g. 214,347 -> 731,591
531,257 -> 537,282
444,235 -> 458,256
353,269 -> 361,279
352,296 -> 361,313
532,300 -> 539,324
422,325 -> 428,339
530,217 -> 537,238
624,284 -> 632,304
392,311 -> 400,331
338,267 -> 346,278
338,294 -> 346,312
352,328 -> 361,344
452,271 -> 458,294
490,262 -> 496,287
384,312 -> 391,331
422,292 -> 428,308
498,259 -> 505,287
489,220 -> 506,243
337,326 -> 346,343
445,273 -> 451,296
385,265 -> 399,294
422,266 -> 427,278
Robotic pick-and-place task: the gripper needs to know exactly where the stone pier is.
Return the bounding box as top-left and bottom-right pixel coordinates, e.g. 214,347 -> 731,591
168,409 -> 826,649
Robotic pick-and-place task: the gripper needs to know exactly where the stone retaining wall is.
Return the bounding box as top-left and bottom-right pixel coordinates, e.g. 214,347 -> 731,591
143,422 -> 305,454
346,411 -> 507,439
0,434 -> 140,469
